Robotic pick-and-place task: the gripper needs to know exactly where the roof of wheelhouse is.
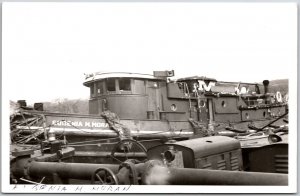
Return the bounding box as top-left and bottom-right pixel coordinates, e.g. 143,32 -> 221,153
83,72 -> 165,86
175,76 -> 217,82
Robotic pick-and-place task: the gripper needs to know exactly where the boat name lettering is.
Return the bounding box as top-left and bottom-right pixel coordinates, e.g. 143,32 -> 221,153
51,120 -> 108,128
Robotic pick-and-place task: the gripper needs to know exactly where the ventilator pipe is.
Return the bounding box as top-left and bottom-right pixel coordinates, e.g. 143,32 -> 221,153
144,166 -> 288,185
263,80 -> 270,94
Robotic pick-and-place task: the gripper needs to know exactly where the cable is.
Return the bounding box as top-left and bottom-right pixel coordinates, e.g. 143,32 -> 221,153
67,137 -> 120,145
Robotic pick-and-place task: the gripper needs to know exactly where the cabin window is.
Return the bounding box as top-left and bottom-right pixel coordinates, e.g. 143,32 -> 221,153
119,78 -> 131,91
187,82 -> 196,94
255,85 -> 261,94
90,84 -> 96,97
249,85 -> 257,94
107,78 -> 116,92
96,81 -> 105,95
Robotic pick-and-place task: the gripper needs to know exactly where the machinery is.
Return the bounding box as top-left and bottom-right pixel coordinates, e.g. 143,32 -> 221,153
10,135 -> 288,185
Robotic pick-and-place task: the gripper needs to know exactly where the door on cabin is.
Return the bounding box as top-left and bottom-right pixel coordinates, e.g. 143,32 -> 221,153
197,98 -> 209,123
146,81 -> 160,120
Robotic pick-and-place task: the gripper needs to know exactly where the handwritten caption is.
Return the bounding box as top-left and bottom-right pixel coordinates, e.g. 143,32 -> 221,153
12,184 -> 131,193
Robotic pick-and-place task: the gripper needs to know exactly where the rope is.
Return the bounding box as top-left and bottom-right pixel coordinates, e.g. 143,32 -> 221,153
101,110 -> 132,140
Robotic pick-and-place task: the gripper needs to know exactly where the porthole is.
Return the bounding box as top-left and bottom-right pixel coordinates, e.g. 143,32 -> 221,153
170,104 -> 177,111
221,101 -> 226,108
199,100 -> 206,107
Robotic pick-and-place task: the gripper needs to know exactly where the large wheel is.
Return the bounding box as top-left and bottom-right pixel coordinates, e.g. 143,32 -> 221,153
91,167 -> 119,185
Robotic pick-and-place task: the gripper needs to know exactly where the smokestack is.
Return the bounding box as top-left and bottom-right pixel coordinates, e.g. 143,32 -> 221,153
263,80 -> 269,94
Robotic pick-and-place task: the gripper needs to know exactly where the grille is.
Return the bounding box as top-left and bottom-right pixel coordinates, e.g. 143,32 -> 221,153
202,163 -> 212,169
274,154 -> 288,173
230,156 -> 239,171
217,160 -> 226,170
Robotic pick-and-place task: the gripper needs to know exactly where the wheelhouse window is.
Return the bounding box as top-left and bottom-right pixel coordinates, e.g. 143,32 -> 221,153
97,78 -> 132,94
119,78 -> 131,91
96,81 -> 105,95
107,78 -> 116,92
90,84 -> 96,98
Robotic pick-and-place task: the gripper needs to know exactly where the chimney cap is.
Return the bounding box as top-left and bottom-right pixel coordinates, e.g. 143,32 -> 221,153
263,80 -> 270,85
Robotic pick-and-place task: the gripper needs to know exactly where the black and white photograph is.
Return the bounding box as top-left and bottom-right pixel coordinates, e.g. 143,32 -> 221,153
1,2 -> 297,194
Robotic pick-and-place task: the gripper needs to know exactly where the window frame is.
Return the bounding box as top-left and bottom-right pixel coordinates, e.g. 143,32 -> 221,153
90,83 -> 96,98
118,78 -> 132,93
103,78 -> 133,94
106,78 -> 117,93
96,80 -> 106,96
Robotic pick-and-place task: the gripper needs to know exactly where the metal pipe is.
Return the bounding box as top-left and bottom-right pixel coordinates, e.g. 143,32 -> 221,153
260,112 -> 288,130
13,159 -> 288,185
24,161 -> 119,180
20,128 -> 193,138
145,166 -> 288,185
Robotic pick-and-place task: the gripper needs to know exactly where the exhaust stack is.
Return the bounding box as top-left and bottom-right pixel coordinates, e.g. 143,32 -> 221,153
263,80 -> 270,94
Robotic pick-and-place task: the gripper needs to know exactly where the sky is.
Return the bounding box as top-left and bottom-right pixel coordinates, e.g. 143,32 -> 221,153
2,2 -> 297,104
